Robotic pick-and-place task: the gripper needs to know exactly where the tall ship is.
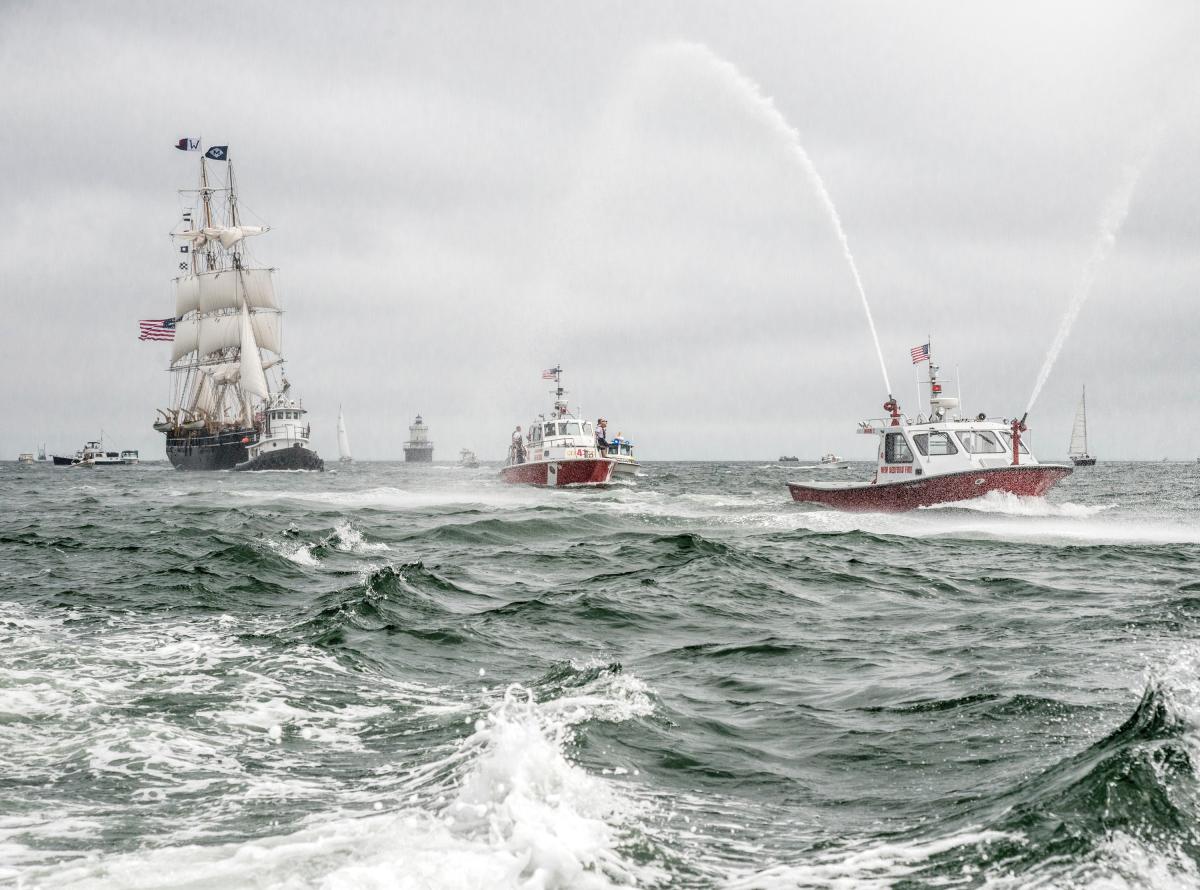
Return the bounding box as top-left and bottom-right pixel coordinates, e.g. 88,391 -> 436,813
1068,386 -> 1097,466
153,144 -> 322,471
404,415 -> 434,462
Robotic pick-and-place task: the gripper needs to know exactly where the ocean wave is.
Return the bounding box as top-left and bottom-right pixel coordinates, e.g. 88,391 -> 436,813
19,669 -> 662,889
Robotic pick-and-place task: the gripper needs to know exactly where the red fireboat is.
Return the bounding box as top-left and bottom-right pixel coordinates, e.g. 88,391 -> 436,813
788,351 -> 1071,512
500,366 -> 614,487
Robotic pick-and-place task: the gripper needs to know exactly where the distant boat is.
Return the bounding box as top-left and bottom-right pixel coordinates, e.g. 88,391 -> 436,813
818,453 -> 848,470
36,444 -> 48,462
459,448 -> 479,468
120,450 -> 140,464
17,452 -> 34,464
1068,386 -> 1096,466
778,455 -> 799,463
337,406 -> 352,463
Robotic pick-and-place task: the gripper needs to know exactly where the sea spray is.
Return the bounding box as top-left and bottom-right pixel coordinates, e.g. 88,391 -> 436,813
647,41 -> 893,396
1024,152 -> 1152,415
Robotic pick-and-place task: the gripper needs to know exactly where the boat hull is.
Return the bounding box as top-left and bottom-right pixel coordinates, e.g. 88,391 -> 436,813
611,460 -> 640,476
500,458 -> 613,487
234,445 -> 325,472
788,464 -> 1072,512
1070,456 -> 1097,466
165,429 -> 254,471
51,455 -> 75,466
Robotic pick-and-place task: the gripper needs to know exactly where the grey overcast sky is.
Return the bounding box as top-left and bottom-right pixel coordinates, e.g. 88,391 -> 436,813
2,1 -> 1198,460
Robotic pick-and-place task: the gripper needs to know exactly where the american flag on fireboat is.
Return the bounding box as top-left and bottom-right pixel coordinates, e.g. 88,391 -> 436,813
910,343 -> 930,364
541,368 -> 557,379
139,318 -> 176,341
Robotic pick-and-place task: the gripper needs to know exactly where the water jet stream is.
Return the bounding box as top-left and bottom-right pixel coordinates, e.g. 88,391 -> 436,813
1024,151 -> 1153,416
651,42 -> 892,395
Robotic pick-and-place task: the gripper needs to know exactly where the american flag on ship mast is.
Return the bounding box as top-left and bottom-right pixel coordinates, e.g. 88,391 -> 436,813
910,343 -> 930,364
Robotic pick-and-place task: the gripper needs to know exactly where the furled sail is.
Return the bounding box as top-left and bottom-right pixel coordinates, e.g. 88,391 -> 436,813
1068,388 -> 1088,457
197,311 -> 281,358
203,225 -> 269,250
238,304 -> 270,400
337,407 -> 351,461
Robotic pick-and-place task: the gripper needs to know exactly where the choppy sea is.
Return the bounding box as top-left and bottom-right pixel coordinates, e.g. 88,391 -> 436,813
2,459 -> 1199,889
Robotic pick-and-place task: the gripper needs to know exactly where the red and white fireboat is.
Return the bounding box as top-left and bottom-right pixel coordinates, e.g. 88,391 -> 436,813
788,356 -> 1072,512
500,366 -> 614,487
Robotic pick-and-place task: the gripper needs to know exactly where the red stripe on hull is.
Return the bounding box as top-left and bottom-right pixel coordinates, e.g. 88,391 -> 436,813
500,458 -> 613,487
788,465 -> 1072,512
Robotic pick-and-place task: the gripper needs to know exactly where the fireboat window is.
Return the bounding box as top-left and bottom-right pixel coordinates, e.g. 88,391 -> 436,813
543,423 -> 555,437
956,430 -> 1005,454
912,432 -> 958,456
997,432 -> 1030,455
582,421 -> 593,435
884,432 -> 914,463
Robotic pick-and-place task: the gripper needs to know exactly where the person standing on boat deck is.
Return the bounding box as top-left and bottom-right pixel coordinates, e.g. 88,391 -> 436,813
511,426 -> 525,464
596,418 -> 609,450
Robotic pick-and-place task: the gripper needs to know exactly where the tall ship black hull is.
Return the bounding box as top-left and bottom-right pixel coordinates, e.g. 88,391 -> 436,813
165,429 -> 253,471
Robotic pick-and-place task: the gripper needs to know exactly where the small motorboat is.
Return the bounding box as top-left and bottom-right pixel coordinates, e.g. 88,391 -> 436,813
595,422 -> 640,476
818,453 -> 849,470
120,450 -> 140,464
17,452 -> 34,464
603,437 -> 640,476
500,366 -> 613,487
73,442 -> 126,467
788,351 -> 1071,512
459,448 -> 479,468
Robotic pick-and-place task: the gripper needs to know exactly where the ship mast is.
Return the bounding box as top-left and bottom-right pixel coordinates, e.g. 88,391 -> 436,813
549,365 -> 567,417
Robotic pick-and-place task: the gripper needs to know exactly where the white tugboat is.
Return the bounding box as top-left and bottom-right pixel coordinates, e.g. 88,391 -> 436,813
817,453 -> 848,469
404,415 -> 434,462
234,386 -> 324,471
501,367 -> 614,487
788,349 -> 1071,511
153,142 -> 322,472
1068,386 -> 1096,466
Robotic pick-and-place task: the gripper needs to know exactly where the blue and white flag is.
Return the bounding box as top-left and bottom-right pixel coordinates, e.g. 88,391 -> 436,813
204,145 -> 229,161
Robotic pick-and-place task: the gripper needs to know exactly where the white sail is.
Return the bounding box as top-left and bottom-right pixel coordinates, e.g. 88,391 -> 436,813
171,316 -> 201,363
238,304 -> 270,400
176,270 -> 278,317
1069,387 -> 1089,457
197,311 -> 281,358
337,407 -> 352,461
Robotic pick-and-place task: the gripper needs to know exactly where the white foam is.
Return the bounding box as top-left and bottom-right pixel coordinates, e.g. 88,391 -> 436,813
17,670 -> 662,889
331,519 -> 390,553
726,829 -> 1017,889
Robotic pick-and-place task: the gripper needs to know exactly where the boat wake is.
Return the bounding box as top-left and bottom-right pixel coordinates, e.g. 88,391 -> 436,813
925,489 -> 1115,518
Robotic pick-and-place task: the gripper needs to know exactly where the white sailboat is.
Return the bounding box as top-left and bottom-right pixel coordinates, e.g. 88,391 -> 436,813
337,406 -> 352,463
1069,386 -> 1096,466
